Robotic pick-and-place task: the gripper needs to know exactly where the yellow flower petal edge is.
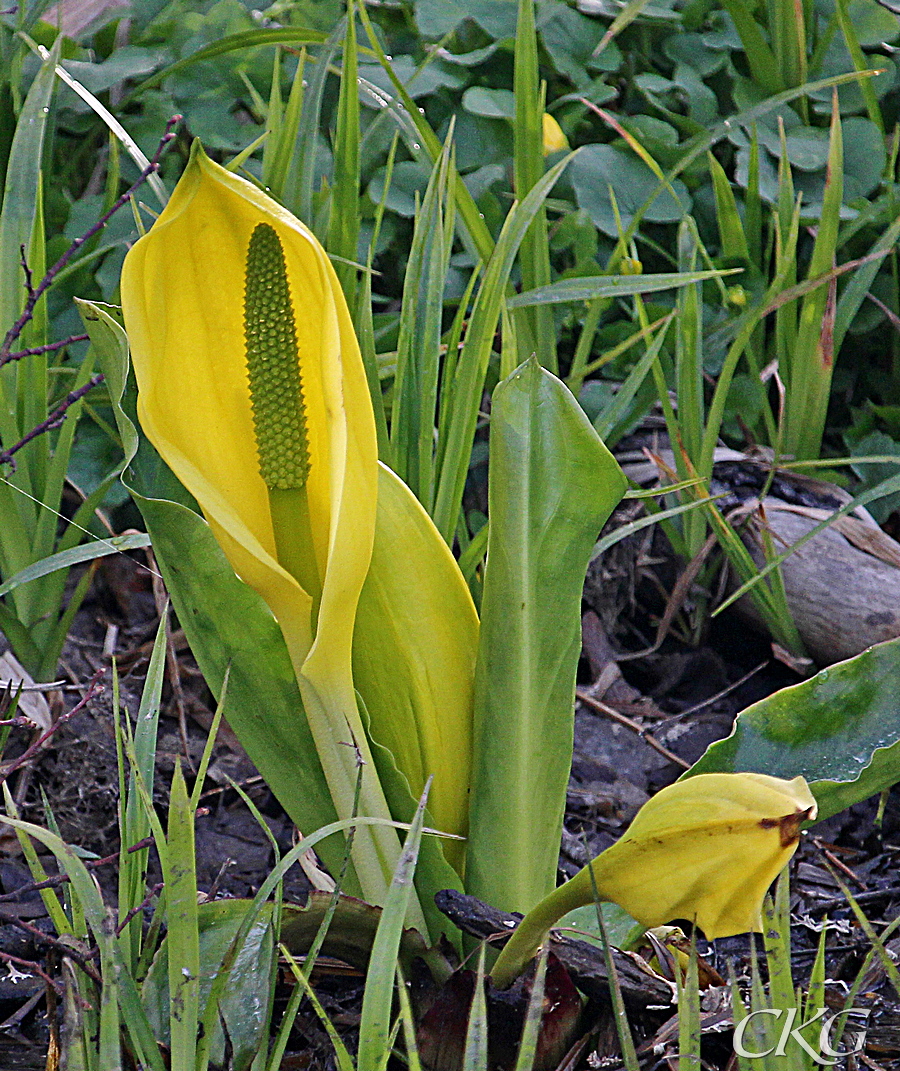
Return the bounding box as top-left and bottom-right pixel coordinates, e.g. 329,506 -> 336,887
354,463 -> 478,874
491,772 -> 817,988
120,142 -> 414,917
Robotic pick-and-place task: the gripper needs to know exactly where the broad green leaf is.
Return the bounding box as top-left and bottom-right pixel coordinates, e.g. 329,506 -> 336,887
279,891 -> 442,976
465,359 -> 627,913
414,0 -> 517,39
464,86 -> 516,118
687,637 -> 900,821
841,117 -> 886,199
367,160 -> 431,218
142,899 -> 273,1071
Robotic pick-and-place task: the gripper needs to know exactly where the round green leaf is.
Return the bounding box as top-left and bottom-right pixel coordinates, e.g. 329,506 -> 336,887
663,32 -> 729,76
843,117 -> 887,199
462,86 -> 516,119
570,144 -> 691,237
367,160 -> 431,217
847,0 -> 900,45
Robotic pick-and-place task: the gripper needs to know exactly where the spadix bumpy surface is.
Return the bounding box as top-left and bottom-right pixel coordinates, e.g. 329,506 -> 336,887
120,143 -> 414,914
243,222 -> 311,492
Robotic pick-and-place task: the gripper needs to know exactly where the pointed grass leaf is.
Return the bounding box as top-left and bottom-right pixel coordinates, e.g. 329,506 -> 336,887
507,269 -> 740,308
124,27 -> 329,103
513,0 -> 556,373
0,533 -> 151,597
329,6 -> 360,302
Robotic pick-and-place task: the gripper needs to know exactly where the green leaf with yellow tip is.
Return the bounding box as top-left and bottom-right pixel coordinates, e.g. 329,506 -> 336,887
490,772 -> 817,989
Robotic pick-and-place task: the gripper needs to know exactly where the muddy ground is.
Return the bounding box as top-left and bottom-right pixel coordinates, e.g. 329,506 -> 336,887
0,546 -> 898,1070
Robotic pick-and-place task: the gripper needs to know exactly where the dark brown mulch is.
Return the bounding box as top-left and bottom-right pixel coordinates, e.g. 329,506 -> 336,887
0,550 -> 897,1069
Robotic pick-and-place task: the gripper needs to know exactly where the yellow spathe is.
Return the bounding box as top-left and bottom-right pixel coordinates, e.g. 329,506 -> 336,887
122,142 -> 375,678
121,142 -> 406,911
491,772 -> 817,987
586,772 -> 817,937
121,142 -> 476,898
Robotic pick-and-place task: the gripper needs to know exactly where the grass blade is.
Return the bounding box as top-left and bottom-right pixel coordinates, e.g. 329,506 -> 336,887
124,27 -> 328,103
513,0 -> 556,372
391,138 -> 452,506
328,3 -> 360,303
514,948 -> 548,1071
463,947 -> 489,1071
117,616 -> 165,972
431,152 -> 575,544
784,94 -> 842,460
507,268 -> 739,308
357,782 -> 431,1071
162,762 -> 200,1071
0,532 -> 151,597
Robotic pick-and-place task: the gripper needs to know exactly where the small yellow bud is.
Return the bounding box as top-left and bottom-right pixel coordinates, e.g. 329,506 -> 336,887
542,113 -> 569,155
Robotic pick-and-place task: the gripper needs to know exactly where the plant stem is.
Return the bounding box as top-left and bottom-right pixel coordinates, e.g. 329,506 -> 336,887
269,486 -> 321,633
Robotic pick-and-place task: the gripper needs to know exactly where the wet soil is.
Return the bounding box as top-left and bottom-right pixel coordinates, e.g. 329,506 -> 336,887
0,550 -> 898,1069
